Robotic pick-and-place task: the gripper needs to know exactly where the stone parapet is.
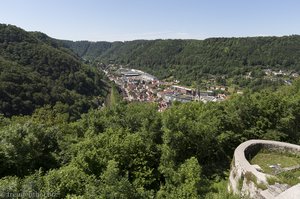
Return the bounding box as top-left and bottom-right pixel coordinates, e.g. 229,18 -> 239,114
228,139 -> 300,198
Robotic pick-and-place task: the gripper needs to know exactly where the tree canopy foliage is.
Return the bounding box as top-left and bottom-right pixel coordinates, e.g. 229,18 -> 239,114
1,80 -> 300,198
0,24 -> 109,119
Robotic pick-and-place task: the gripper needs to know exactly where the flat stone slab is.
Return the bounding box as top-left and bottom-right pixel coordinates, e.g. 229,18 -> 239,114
275,184 -> 300,199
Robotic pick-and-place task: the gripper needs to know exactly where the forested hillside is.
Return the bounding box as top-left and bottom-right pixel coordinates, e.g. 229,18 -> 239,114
0,24 -> 109,119
63,36 -> 300,82
61,40 -> 113,60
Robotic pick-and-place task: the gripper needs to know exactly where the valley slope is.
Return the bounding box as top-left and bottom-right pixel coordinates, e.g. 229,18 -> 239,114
62,36 -> 300,84
0,24 -> 109,119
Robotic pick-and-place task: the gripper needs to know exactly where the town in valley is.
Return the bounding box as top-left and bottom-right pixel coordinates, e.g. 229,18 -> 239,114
101,64 -> 229,111
98,63 -> 300,111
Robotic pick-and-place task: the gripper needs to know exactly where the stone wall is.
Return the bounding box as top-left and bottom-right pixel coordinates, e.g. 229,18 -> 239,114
228,139 -> 300,199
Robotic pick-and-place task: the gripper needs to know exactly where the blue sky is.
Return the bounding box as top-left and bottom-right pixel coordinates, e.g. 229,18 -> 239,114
1,0 -> 299,41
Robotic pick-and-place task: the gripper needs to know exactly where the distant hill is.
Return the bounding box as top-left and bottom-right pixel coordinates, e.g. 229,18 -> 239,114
62,36 -> 300,83
0,24 -> 108,118
61,40 -> 113,59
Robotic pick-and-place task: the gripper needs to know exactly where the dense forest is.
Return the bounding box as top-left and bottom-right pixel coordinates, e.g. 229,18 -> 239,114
0,24 -> 109,119
1,80 -> 300,198
63,36 -> 300,83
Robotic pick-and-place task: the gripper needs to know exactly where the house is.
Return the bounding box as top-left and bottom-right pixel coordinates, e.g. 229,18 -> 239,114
209,86 -> 216,90
141,74 -> 157,81
197,90 -> 214,97
163,94 -> 193,103
200,96 -> 217,103
220,87 -> 227,91
171,85 -> 195,95
284,80 -> 292,85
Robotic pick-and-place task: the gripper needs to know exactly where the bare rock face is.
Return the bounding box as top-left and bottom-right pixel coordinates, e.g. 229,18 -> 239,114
228,140 -> 300,199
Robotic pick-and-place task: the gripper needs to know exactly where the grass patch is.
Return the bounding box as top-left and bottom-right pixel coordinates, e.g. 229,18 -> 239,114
257,182 -> 267,190
250,149 -> 300,186
106,84 -> 122,107
250,150 -> 300,174
244,172 -> 267,190
267,176 -> 279,185
238,176 -> 243,191
277,170 -> 300,186
244,172 -> 256,185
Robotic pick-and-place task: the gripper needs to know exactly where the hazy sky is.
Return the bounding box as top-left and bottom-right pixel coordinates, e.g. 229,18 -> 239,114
1,0 -> 299,41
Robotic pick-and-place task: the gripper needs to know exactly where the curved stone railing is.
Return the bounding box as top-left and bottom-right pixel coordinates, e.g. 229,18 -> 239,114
228,139 -> 300,198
